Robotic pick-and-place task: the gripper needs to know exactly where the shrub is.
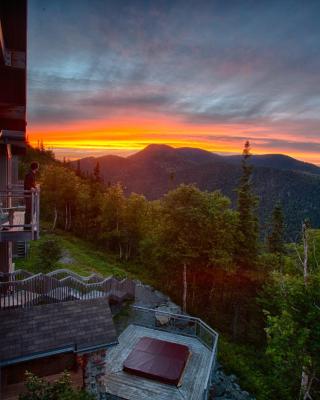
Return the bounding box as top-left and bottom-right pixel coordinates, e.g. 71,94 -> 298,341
19,371 -> 95,400
35,238 -> 62,273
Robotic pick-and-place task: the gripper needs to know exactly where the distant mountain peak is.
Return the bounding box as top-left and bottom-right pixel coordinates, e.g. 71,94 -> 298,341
144,144 -> 173,151
131,144 -> 173,155
128,144 -> 176,161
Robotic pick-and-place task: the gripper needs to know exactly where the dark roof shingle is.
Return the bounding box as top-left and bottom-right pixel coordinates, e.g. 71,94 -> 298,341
0,298 -> 117,366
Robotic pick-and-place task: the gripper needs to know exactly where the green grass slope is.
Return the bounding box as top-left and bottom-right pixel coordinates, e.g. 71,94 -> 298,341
14,229 -> 128,278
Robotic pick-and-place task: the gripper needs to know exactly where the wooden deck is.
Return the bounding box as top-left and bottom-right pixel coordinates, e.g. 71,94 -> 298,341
0,211 -> 35,241
1,210 -> 24,230
101,324 -> 212,400
13,210 -> 24,228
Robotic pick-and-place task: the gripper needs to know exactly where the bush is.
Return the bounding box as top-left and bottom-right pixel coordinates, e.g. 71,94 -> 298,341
35,238 -> 62,273
218,338 -> 271,400
19,371 -> 95,400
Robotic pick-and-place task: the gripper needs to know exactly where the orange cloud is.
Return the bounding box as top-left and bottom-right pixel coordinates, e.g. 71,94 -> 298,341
27,113 -> 320,165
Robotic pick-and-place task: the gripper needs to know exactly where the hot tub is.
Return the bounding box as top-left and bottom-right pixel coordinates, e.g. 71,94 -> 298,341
123,336 -> 190,386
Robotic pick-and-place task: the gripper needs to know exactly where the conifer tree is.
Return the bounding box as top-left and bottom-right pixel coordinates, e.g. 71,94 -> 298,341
234,141 -> 259,268
76,159 -> 81,177
93,161 -> 102,183
40,139 -> 45,153
268,202 -> 285,255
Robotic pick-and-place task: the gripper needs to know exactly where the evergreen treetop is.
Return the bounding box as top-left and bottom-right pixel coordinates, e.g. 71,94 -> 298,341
268,202 -> 285,255
234,141 -> 259,269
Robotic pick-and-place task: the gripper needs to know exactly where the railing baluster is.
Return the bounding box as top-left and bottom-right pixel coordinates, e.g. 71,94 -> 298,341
131,305 -> 218,400
0,269 -> 136,310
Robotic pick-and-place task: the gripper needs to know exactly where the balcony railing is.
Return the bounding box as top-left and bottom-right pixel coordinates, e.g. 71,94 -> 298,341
0,269 -> 135,309
0,186 -> 40,240
131,305 -> 219,400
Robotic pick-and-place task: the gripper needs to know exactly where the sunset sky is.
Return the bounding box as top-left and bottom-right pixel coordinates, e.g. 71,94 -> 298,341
28,0 -> 320,164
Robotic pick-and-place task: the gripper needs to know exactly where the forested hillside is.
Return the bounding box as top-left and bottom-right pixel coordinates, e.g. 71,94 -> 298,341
226,153 -> 320,175
20,144 -> 320,400
72,144 -> 320,238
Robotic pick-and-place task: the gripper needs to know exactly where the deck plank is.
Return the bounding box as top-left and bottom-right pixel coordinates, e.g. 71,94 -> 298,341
101,324 -> 212,400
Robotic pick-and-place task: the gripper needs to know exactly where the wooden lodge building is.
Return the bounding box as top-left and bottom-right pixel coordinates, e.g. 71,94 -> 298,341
0,2 -> 218,399
0,0 -> 40,273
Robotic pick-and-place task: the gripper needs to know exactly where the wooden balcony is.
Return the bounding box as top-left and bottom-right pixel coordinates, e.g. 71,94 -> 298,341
0,187 -> 40,242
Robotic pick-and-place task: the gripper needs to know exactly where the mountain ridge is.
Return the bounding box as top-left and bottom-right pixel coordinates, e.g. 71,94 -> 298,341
72,144 -> 320,237
76,144 -> 320,175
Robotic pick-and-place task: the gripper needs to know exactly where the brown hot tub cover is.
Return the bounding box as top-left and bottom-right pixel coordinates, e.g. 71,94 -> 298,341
123,336 -> 190,386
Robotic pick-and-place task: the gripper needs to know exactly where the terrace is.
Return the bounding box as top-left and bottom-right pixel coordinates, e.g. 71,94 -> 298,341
0,186 -> 40,242
96,306 -> 218,400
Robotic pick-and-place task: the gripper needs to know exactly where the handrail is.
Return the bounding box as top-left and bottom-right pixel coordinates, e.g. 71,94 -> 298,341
47,269 -> 103,282
0,268 -> 127,285
0,268 -> 103,283
0,269 -> 135,309
0,269 -> 32,279
133,305 -> 219,337
131,305 -> 218,399
203,327 -> 219,398
0,188 -> 40,239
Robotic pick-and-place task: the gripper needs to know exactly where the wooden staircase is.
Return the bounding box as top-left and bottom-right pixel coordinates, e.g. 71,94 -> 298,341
0,268 -> 136,309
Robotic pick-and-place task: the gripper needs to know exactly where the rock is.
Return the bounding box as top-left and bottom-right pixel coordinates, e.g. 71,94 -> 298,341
59,250 -> 75,264
215,361 -> 222,370
210,369 -> 256,400
215,397 -> 234,400
213,383 -> 226,396
229,374 -> 237,383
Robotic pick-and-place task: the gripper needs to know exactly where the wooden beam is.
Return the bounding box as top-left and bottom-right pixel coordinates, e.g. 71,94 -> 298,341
0,105 -> 25,120
0,20 -> 26,69
0,243 -> 12,273
0,19 -> 11,66
0,130 -> 25,142
0,67 -> 25,104
10,50 -> 25,68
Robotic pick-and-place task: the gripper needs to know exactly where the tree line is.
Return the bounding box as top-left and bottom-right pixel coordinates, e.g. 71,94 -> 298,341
21,142 -> 319,400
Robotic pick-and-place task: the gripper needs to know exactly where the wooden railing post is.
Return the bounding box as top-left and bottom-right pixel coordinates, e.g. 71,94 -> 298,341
31,189 -> 34,240
36,187 -> 40,238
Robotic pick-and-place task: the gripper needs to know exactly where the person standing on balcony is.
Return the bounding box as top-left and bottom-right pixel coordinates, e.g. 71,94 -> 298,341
24,162 -> 39,229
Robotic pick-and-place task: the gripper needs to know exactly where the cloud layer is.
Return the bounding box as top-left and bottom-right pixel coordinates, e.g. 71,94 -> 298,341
27,0 -> 320,163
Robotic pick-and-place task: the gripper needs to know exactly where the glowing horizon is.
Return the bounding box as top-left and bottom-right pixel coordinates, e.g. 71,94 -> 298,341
28,1 -> 320,165
27,113 -> 320,164
28,126 -> 320,165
